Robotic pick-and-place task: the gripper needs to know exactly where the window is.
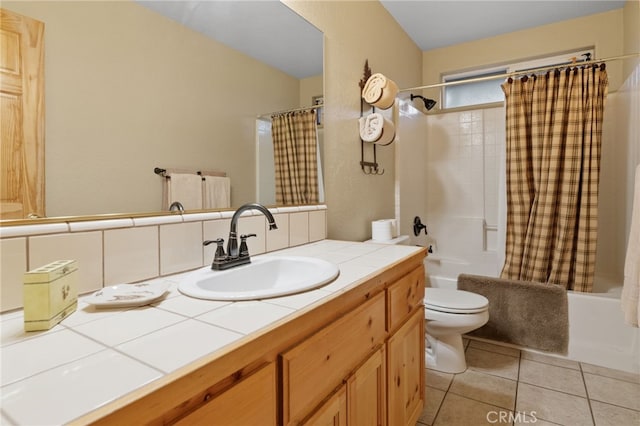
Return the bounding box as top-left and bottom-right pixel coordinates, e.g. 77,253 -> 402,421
442,49 -> 594,109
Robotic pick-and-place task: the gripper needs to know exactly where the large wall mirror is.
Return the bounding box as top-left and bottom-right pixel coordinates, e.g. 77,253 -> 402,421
1,0 -> 323,221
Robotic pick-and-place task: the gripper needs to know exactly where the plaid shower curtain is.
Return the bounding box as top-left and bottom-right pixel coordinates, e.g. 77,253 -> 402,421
271,109 -> 319,205
500,65 -> 609,292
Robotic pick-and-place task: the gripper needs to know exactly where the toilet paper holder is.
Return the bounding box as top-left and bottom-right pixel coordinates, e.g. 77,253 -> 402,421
413,216 -> 428,236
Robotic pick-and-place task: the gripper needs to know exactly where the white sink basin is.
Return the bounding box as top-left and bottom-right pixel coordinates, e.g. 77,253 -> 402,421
178,255 -> 340,301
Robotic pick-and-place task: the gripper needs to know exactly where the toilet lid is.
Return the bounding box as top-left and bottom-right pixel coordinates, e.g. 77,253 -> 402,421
425,288 -> 488,313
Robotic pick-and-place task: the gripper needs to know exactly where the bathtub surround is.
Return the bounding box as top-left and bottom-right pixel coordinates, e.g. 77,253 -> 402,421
458,274 -> 569,354
622,164 -> 640,327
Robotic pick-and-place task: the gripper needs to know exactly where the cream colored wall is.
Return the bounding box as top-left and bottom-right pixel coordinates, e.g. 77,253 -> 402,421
300,75 -> 323,108
421,9 -> 625,104
623,0 -> 640,78
284,0 -> 422,241
3,1 -> 301,217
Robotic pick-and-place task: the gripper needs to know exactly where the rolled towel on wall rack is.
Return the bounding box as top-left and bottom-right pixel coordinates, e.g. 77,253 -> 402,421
358,112 -> 395,146
362,73 -> 398,110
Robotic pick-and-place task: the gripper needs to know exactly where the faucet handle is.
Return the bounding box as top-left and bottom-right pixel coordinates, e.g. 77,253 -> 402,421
239,234 -> 257,257
204,238 -> 226,261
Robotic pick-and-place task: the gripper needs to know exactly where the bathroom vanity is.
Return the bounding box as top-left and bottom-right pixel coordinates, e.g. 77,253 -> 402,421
1,241 -> 426,425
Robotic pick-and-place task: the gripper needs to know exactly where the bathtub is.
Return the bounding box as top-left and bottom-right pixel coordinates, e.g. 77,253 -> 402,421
426,263 -> 640,374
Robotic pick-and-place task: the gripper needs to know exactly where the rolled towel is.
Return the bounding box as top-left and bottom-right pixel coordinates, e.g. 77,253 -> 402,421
359,112 -> 396,146
362,73 -> 398,109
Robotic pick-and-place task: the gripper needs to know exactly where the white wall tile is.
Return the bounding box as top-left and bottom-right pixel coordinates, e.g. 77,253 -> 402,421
29,231 -> 103,295
266,213 -> 289,252
160,222 -> 203,275
0,223 -> 69,238
0,238 -> 27,311
68,218 -> 134,232
238,215 -> 268,255
203,218 -> 231,264
133,215 -> 183,227
104,227 -> 159,285
289,212 -> 309,246
181,211 -> 221,223
309,210 -> 326,242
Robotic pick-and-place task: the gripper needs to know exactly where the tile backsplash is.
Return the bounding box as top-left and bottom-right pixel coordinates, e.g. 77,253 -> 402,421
0,205 -> 327,312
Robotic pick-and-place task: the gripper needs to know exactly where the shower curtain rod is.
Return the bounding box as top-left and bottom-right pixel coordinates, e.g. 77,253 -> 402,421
398,53 -> 640,92
257,104 -> 321,120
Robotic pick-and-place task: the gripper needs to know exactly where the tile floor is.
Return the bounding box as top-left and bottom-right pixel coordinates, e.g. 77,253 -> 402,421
417,339 -> 640,426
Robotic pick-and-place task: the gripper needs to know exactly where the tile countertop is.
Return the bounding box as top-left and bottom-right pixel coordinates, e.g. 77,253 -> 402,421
0,240 -> 424,426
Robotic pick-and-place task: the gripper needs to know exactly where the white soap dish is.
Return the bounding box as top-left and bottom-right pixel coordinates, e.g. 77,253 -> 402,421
84,282 -> 170,308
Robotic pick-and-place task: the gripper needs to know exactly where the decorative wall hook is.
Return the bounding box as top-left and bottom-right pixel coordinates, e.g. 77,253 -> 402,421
360,161 -> 384,175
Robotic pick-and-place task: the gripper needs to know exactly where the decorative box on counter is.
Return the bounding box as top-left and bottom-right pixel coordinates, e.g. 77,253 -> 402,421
23,260 -> 78,331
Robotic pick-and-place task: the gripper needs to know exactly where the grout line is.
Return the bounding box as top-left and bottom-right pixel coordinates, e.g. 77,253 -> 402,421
514,350 -> 521,412
580,362 -> 598,426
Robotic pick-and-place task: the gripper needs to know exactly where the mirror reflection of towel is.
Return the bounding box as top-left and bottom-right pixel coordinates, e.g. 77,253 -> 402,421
203,176 -> 231,209
167,173 -> 203,210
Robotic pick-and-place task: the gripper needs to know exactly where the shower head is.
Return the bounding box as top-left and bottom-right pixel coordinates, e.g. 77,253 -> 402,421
410,94 -> 437,111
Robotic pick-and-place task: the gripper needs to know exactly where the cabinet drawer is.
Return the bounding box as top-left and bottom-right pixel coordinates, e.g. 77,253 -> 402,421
387,266 -> 425,332
282,291 -> 386,424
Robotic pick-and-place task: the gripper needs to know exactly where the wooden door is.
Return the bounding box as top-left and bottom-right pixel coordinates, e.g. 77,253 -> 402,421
387,308 -> 425,426
0,8 -> 45,219
347,346 -> 387,426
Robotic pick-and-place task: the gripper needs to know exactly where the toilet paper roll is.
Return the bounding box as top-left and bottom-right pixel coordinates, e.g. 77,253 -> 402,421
372,219 -> 394,241
389,219 -> 398,237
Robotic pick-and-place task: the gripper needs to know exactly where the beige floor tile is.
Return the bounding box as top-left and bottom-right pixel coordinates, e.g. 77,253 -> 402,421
584,373 -> 640,411
581,362 -> 640,384
519,359 -> 587,397
418,386 -> 446,426
465,347 -> 520,380
449,369 -> 516,410
516,382 -> 593,426
590,400 -> 640,426
467,339 -> 521,357
433,392 -> 510,426
521,350 -> 580,370
425,368 -> 454,392
513,415 -> 561,426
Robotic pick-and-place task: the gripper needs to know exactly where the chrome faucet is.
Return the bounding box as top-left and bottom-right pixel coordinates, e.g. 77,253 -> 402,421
169,201 -> 184,212
204,203 -> 278,270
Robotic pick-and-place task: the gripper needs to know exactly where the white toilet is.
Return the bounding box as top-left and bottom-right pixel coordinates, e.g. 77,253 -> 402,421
365,234 -> 489,373
425,287 -> 489,373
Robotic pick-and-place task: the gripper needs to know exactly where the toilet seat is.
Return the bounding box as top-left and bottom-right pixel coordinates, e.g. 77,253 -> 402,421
425,288 -> 488,314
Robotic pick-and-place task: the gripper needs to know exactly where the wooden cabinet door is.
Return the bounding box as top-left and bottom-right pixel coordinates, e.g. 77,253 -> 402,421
303,385 -> 347,426
347,346 -> 386,426
387,308 -> 425,426
281,292 -> 386,424
0,8 -> 45,219
174,362 -> 277,426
